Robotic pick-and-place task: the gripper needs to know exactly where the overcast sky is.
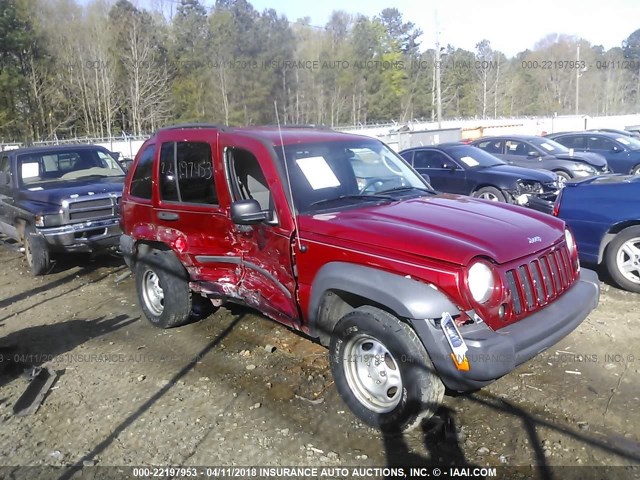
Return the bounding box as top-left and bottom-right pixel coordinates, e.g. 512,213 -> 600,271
246,0 -> 639,57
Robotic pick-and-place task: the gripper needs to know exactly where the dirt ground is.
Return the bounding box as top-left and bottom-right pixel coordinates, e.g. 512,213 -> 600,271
0,243 -> 638,478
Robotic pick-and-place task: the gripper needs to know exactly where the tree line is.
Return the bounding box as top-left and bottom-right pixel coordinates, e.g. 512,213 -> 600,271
1,0 -> 640,142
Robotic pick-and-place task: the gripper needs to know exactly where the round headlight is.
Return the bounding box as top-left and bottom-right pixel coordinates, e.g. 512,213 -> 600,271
467,261 -> 495,303
565,228 -> 576,255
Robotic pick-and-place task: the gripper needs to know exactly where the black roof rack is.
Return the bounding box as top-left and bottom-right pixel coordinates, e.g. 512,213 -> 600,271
157,123 -> 229,133
258,124 -> 333,130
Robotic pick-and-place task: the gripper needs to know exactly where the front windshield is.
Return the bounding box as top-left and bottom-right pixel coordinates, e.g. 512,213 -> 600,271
276,140 -> 431,213
447,145 -> 505,168
529,137 -> 570,154
18,148 -> 125,189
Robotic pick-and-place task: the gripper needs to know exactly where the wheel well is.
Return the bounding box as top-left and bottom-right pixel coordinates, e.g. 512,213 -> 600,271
15,218 -> 28,241
599,221 -> 640,263
552,169 -> 571,176
472,184 -> 499,193
315,289 -> 401,347
135,240 -> 171,258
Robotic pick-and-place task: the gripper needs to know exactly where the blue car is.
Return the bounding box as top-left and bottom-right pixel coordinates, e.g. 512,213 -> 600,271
547,131 -> 640,175
554,175 -> 640,292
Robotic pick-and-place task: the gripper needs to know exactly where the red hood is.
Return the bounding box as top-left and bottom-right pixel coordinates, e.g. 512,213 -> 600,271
299,194 -> 565,266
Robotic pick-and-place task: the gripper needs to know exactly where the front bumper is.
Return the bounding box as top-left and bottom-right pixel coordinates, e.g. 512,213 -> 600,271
38,218 -> 121,253
410,268 -> 600,391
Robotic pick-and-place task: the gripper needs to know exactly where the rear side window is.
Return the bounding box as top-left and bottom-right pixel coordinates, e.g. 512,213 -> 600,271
130,145 -> 155,199
159,141 -> 217,205
557,135 -> 585,149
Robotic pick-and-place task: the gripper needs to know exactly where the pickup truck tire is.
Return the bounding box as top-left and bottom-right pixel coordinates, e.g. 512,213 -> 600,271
24,225 -> 51,276
605,226 -> 640,293
472,186 -> 506,202
135,250 -> 194,328
329,305 -> 444,432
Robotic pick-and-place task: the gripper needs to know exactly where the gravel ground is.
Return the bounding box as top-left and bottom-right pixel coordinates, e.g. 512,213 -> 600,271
0,244 -> 638,479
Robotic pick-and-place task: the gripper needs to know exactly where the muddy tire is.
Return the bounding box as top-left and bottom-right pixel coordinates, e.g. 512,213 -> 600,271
135,250 -> 193,328
329,305 -> 444,432
605,226 -> 640,293
472,186 -> 506,202
24,225 -> 50,276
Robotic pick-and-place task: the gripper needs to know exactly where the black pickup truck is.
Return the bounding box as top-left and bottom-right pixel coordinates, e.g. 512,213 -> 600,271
0,144 -> 125,275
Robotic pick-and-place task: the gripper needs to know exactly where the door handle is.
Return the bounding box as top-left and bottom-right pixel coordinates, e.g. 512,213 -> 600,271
158,211 -> 180,221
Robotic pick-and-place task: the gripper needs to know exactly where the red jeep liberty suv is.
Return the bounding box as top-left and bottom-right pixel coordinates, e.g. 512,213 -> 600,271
120,124 -> 600,431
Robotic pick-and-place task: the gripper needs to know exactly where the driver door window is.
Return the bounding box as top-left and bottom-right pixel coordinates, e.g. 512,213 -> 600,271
505,140 -> 528,156
413,150 -> 455,169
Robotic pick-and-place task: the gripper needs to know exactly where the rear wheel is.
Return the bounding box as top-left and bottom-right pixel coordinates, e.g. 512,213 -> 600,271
135,250 -> 194,328
472,186 -> 506,202
605,226 -> 640,293
24,225 -> 50,276
329,306 -> 444,432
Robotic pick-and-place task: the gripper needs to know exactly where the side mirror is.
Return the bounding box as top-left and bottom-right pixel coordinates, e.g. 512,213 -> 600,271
118,159 -> 132,172
443,162 -> 456,171
527,151 -> 540,158
611,145 -> 623,153
230,199 -> 267,225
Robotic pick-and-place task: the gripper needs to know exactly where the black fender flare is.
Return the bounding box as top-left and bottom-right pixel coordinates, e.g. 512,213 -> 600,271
307,262 -> 458,340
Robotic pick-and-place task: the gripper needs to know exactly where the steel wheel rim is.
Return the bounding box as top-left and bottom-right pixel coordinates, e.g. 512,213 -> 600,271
479,192 -> 499,201
142,270 -> 165,316
556,175 -> 567,186
24,237 -> 33,267
616,237 -> 640,284
342,333 -> 402,413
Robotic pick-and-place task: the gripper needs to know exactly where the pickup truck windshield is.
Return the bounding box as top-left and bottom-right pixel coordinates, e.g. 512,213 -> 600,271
18,149 -> 125,189
276,140 -> 431,213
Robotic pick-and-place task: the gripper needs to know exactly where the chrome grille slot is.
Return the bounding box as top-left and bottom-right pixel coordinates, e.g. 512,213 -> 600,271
505,244 -> 574,317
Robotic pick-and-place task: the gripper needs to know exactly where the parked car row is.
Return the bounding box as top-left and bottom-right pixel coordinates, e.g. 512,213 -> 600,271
546,131 -> 640,175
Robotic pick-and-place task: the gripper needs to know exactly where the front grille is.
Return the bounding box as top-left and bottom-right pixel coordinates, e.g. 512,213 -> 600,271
505,244 -> 574,315
64,194 -> 121,223
68,198 -> 112,210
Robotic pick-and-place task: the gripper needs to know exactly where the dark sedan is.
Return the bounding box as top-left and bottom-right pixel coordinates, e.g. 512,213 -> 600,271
399,143 -> 561,214
471,135 -> 608,184
554,174 -> 640,293
546,131 -> 640,175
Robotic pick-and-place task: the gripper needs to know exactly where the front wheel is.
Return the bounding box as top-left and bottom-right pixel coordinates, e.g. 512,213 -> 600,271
553,170 -> 571,186
472,186 -> 506,202
135,250 -> 194,328
24,225 -> 51,276
630,164 -> 640,176
605,226 -> 640,293
329,306 -> 444,432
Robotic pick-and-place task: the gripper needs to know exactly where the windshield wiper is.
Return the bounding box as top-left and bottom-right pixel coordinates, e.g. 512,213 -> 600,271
309,194 -> 395,208
377,186 -> 436,195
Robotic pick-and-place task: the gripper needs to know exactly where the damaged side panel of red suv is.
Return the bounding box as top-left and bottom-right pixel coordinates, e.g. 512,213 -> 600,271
120,124 -> 600,432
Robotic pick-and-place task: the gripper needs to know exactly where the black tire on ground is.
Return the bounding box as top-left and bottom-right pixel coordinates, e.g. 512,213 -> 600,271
135,250 -> 194,328
605,226 -> 640,293
24,225 -> 51,276
329,305 -> 445,432
472,186 -> 506,202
